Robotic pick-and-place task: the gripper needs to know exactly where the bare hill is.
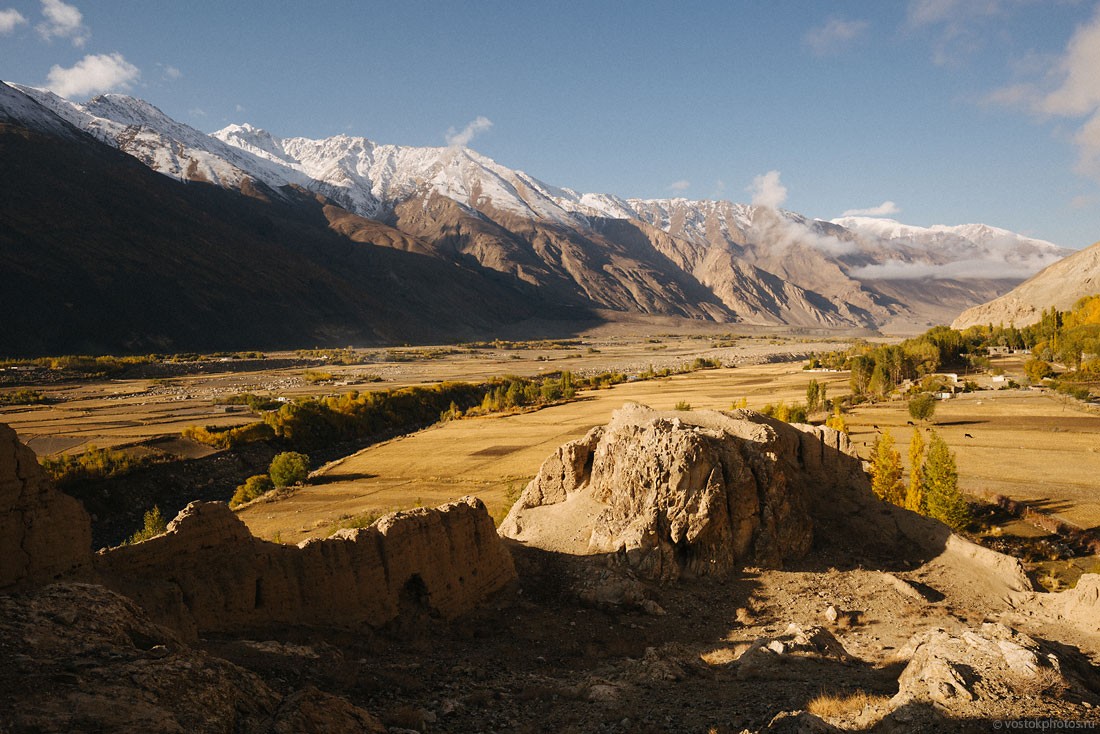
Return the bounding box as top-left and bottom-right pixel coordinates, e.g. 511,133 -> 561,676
952,240 -> 1100,329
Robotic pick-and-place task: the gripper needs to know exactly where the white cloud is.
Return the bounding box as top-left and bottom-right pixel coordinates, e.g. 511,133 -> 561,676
235,103 -> 246,113
747,170 -> 787,209
445,115 -> 492,147
711,179 -> 726,199
0,8 -> 27,33
188,107 -> 206,118
163,65 -> 182,80
46,52 -> 140,98
667,179 -> 691,192
36,0 -> 88,46
841,200 -> 901,217
850,257 -> 1049,280
804,18 -> 869,56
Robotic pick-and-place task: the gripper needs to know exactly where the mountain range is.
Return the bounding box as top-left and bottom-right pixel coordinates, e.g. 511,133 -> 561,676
0,81 -> 1073,355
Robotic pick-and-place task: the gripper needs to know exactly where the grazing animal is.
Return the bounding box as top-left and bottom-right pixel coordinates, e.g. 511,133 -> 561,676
906,420 -> 915,426
872,424 -> 879,430
964,433 -> 974,438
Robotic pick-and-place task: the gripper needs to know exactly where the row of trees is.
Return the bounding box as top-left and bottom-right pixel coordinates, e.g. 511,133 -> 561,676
870,428 -> 970,530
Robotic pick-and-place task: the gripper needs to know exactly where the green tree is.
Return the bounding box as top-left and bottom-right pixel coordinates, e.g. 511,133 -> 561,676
869,429 -> 904,506
868,361 -> 891,398
923,431 -> 970,530
128,505 -> 167,544
908,393 -> 936,422
906,430 -> 925,513
269,451 -> 310,488
849,355 -> 874,396
806,379 -> 821,413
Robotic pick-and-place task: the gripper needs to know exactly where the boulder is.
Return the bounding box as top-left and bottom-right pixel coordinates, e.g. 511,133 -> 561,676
501,403 -> 863,581
0,423 -> 92,591
893,623 -> 1076,710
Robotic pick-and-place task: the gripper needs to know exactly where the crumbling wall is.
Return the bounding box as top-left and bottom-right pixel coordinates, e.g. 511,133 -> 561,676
97,497 -> 516,638
0,423 -> 92,591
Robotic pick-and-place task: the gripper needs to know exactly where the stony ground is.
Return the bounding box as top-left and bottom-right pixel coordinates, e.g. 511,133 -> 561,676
198,545 -> 1100,733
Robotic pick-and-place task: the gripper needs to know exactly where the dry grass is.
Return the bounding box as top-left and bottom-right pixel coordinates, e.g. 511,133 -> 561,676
700,644 -> 751,665
806,690 -> 892,718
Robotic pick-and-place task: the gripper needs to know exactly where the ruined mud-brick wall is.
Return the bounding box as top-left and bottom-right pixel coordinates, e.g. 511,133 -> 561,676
97,498 -> 516,638
0,423 -> 92,591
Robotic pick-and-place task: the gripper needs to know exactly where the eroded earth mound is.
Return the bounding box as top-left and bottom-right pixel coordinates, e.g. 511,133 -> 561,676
502,403 -> 920,580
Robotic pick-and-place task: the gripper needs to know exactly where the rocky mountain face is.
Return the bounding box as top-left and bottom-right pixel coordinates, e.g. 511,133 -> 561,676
0,81 -> 1072,352
952,239 -> 1100,329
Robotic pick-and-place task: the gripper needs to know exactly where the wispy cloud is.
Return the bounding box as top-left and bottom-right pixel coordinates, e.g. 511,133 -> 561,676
0,8 -> 27,34
986,5 -> 1100,179
37,0 -> 88,47
188,107 -> 206,118
445,115 -> 493,147
747,170 -> 787,209
162,65 -> 182,81
804,17 -> 869,56
841,201 -> 900,217
906,0 -> 1019,66
711,179 -> 726,199
46,52 -> 140,98
667,179 -> 691,192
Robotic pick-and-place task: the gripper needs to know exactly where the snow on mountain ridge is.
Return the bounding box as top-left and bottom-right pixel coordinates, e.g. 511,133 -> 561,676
0,81 -> 1068,287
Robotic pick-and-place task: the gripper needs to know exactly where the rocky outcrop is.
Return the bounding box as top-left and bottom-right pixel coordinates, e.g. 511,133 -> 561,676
0,583 -> 385,734
500,403 -> 866,581
0,423 -> 92,591
97,497 -> 516,638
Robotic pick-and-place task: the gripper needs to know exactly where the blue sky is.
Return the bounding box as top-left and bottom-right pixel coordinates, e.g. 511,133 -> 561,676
2,1 -> 1100,249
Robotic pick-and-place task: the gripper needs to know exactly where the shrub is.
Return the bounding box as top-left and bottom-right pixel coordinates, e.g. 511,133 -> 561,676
269,451 -> 310,487
0,389 -> 48,406
674,400 -> 692,411
230,474 -> 275,508
825,408 -> 848,434
40,445 -> 152,487
908,393 -> 936,422
182,421 -> 274,450
1025,359 -> 1054,383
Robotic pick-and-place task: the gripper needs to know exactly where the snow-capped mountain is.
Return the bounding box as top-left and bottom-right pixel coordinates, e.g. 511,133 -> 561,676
0,80 -> 1075,339
832,217 -> 1067,280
